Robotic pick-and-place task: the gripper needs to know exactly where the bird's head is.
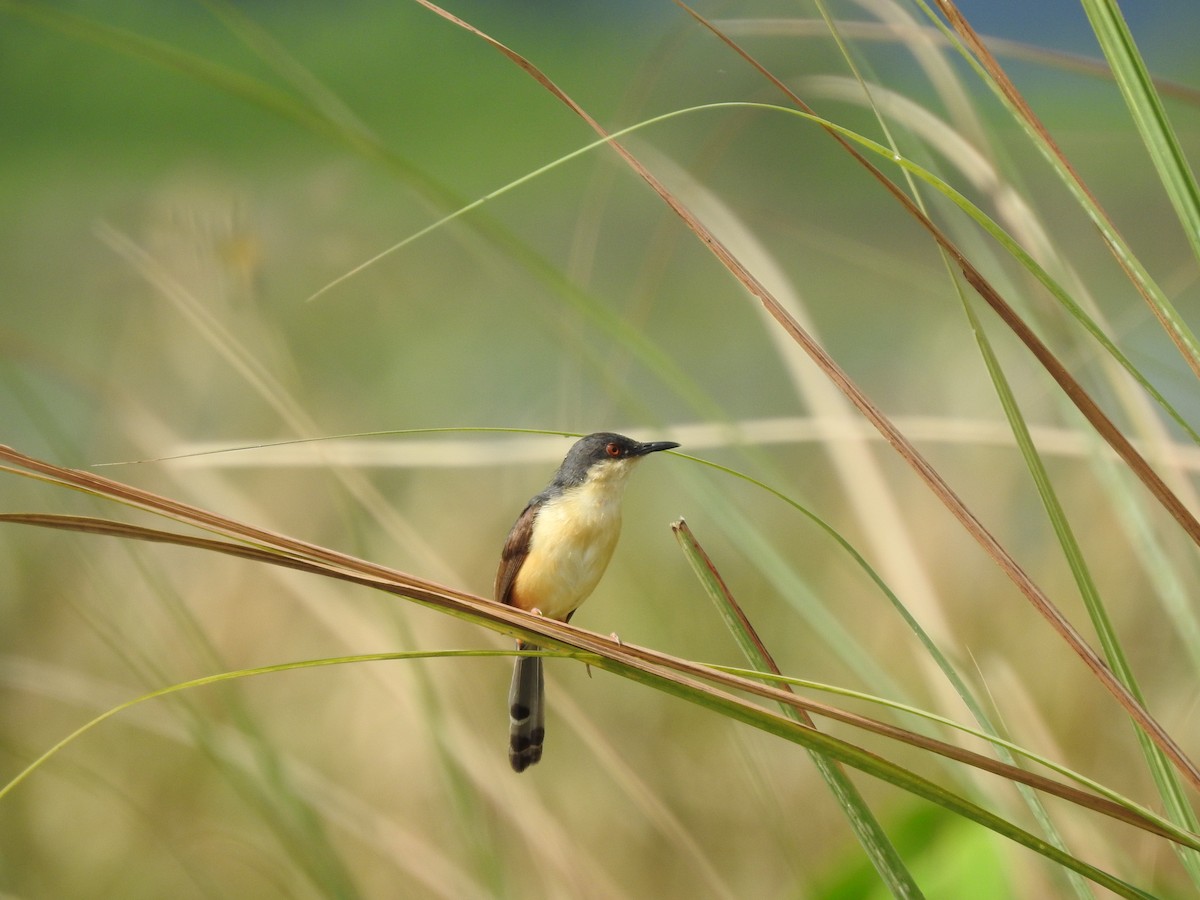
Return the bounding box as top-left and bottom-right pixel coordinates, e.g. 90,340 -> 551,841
553,432 -> 679,489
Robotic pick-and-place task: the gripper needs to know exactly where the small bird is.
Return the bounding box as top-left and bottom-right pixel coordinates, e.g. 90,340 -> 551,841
495,432 -> 679,772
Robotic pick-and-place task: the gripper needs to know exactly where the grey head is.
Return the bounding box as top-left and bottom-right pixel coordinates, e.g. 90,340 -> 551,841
549,432 -> 679,491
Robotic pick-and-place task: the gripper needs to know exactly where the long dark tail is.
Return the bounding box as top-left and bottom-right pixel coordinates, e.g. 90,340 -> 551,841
508,640 -> 544,772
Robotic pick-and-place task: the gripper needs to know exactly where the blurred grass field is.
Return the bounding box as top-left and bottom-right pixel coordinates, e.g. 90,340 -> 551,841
2,1 -> 1200,897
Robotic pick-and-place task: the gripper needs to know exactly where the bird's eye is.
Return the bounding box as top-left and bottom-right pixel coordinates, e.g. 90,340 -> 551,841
605,442 -> 622,458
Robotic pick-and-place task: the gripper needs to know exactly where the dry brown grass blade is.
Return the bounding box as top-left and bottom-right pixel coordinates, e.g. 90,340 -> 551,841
930,0 -> 1200,382
0,513 -> 394,586
1,447 -> 1193,845
716,19 -> 1200,105
0,510 -> 1183,843
404,1 -> 1200,793
672,519 -> 810,719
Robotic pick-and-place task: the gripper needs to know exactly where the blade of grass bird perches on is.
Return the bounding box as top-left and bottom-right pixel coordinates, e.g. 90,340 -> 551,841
0,447 -> 1193,846
12,502 -> 1196,853
0,443 -> 1193,834
411,0 -> 1200,795
3,510 -> 1195,844
2,517 -> 1193,898
929,0 -> 1200,379
672,519 -> 925,900
0,480 -> 1196,858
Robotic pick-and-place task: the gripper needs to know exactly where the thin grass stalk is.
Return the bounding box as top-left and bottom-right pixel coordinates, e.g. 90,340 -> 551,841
0,496 -> 1171,840
1077,0 -> 1200,268
11,505 -> 1192,856
959,286 -> 1200,885
672,520 -> 923,899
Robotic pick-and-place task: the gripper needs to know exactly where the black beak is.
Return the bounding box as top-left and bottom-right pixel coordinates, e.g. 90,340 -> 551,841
631,440 -> 680,457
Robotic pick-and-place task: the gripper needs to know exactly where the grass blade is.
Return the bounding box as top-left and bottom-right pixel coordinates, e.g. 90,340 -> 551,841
672,519 -> 924,900
1078,0 -> 1200,266
960,285 -> 1200,884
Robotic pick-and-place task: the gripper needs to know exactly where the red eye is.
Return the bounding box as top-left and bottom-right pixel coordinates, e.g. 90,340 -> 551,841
605,442 -> 622,458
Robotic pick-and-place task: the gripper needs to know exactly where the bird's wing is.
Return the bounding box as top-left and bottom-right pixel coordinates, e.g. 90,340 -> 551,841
495,500 -> 538,606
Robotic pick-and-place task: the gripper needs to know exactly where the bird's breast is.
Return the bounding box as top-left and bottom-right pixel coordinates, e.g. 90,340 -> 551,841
511,479 -> 625,621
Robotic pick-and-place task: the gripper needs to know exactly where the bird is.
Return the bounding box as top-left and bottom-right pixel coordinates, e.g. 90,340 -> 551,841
494,432 -> 679,772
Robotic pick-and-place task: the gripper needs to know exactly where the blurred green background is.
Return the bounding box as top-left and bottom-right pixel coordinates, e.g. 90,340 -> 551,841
2,1 -> 1199,897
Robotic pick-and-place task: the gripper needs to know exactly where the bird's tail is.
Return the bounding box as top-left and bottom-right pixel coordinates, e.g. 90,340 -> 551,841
508,640 -> 544,772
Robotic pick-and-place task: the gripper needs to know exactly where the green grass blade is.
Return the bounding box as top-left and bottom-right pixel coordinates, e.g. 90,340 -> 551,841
959,281 -> 1200,886
676,456 -> 1102,897
566,657 -> 1160,900
672,520 -> 925,900
0,649 -> 512,803
1080,0 -> 1200,265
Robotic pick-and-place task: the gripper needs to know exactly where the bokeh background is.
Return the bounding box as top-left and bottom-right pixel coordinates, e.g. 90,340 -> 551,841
2,1 -> 1199,897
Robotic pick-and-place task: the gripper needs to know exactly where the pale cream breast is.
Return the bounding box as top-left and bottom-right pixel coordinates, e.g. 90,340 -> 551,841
510,459 -> 637,620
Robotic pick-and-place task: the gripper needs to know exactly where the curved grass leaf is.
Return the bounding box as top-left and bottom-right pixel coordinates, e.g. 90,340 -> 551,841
673,519 -> 923,899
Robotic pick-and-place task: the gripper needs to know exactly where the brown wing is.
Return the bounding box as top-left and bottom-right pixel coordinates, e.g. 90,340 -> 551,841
495,500 -> 539,606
